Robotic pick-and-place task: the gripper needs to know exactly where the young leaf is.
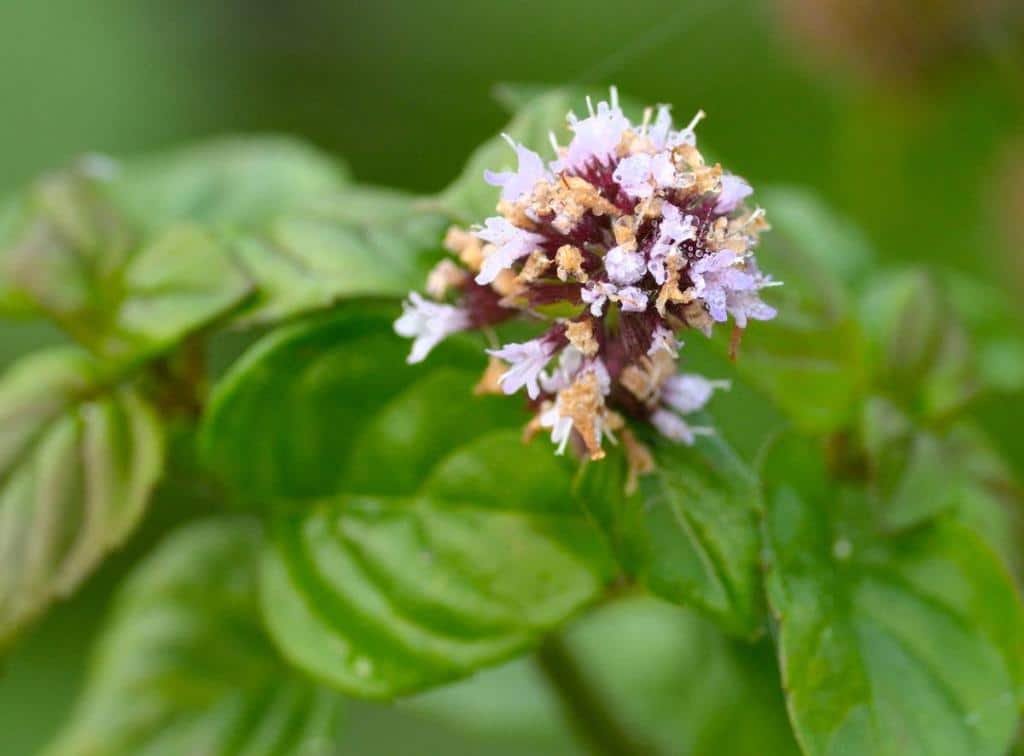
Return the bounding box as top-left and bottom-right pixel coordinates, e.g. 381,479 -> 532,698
762,436 -> 1024,756
717,187 -> 871,433
0,348 -> 163,649
0,167 -> 251,361
575,435 -> 764,638
409,596 -> 799,755
201,307 -> 611,697
107,136 -> 349,233
43,518 -> 345,756
229,186 -> 448,325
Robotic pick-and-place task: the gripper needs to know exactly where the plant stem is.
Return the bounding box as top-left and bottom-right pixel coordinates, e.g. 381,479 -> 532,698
535,633 -> 653,756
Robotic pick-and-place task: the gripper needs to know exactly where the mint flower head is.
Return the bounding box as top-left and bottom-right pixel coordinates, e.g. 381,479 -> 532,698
397,88 -> 779,464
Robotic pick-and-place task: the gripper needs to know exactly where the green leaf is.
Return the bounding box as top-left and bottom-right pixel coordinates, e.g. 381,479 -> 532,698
719,187 -> 870,433
860,268 -> 978,420
0,167 -> 251,361
102,223 -> 252,360
575,434 -> 764,638
108,136 -> 349,233
0,348 -> 164,648
230,186 -> 448,325
409,596 -> 799,756
859,397 -> 966,532
43,518 -> 345,756
0,168 -> 136,335
762,436 -> 1024,756
437,91 -> 573,223
202,306 -> 611,697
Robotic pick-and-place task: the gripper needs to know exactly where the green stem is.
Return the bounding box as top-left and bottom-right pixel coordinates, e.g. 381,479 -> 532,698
535,633 -> 654,756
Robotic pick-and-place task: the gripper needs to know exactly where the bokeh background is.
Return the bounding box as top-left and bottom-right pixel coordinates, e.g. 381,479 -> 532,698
1,1 -> 1022,753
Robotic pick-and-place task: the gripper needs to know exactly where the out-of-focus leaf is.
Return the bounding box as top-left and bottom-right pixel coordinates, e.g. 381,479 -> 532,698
201,307 -> 610,697
108,136 -> 349,233
860,268 -> 980,419
0,168 -> 135,337
103,223 -> 252,360
409,596 -> 799,756
0,167 -> 252,361
860,396 -> 965,532
575,435 -> 764,638
718,187 -> 870,433
762,435 -> 1024,756
437,91 -> 573,223
942,272 -> 1024,396
0,349 -> 163,649
43,518 -> 345,756
230,186 -> 448,325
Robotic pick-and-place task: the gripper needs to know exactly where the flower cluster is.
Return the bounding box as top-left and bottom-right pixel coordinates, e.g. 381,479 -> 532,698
396,88 -> 778,468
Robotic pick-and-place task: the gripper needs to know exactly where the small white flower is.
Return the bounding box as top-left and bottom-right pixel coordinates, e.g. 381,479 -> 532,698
488,337 -> 558,399
648,325 -> 682,357
539,345 -> 584,394
614,286 -> 649,312
661,374 -> 730,414
484,135 -> 551,202
556,89 -> 631,172
650,408 -> 713,445
690,252 -> 779,325
613,151 -> 676,199
581,281 -> 649,315
395,292 -> 471,364
649,204 -> 696,284
474,217 -> 546,285
714,174 -> 753,214
540,402 -> 575,455
605,245 -> 647,285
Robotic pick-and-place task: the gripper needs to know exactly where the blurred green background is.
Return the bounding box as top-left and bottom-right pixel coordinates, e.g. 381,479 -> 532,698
0,1 -> 1021,753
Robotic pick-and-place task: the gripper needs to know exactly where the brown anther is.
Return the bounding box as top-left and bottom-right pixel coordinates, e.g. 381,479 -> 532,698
558,372 -> 609,461
529,176 -> 619,234
566,319 -> 599,357
445,226 -> 485,272
656,253 -> 693,315
517,249 -> 552,284
620,351 -> 678,406
682,301 -> 714,336
425,259 -> 468,300
474,356 -> 507,396
496,199 -> 537,230
555,244 -> 588,282
491,268 -> 524,298
621,428 -> 655,496
612,215 -> 637,248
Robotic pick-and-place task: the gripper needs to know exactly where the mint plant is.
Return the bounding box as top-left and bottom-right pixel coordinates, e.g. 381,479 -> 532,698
0,88 -> 1022,756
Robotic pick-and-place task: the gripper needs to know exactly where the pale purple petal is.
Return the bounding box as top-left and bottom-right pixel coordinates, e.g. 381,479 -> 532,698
614,286 -> 649,312
488,337 -> 558,399
474,217 -> 545,285
394,292 -> 471,364
484,135 -> 551,202
605,245 -> 647,285
650,408 -> 713,445
612,154 -> 654,199
714,174 -> 753,214
662,374 -> 731,414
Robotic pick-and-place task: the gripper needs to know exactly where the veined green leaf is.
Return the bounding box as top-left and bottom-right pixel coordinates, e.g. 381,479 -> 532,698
230,186 -> 448,325
410,596 -> 799,756
202,307 -> 611,697
0,348 -> 163,648
43,518 -> 345,756
575,434 -> 764,638
762,436 -> 1024,756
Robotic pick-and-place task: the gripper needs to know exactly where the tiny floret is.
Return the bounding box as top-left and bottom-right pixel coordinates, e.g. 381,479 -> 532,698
395,88 -> 780,469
